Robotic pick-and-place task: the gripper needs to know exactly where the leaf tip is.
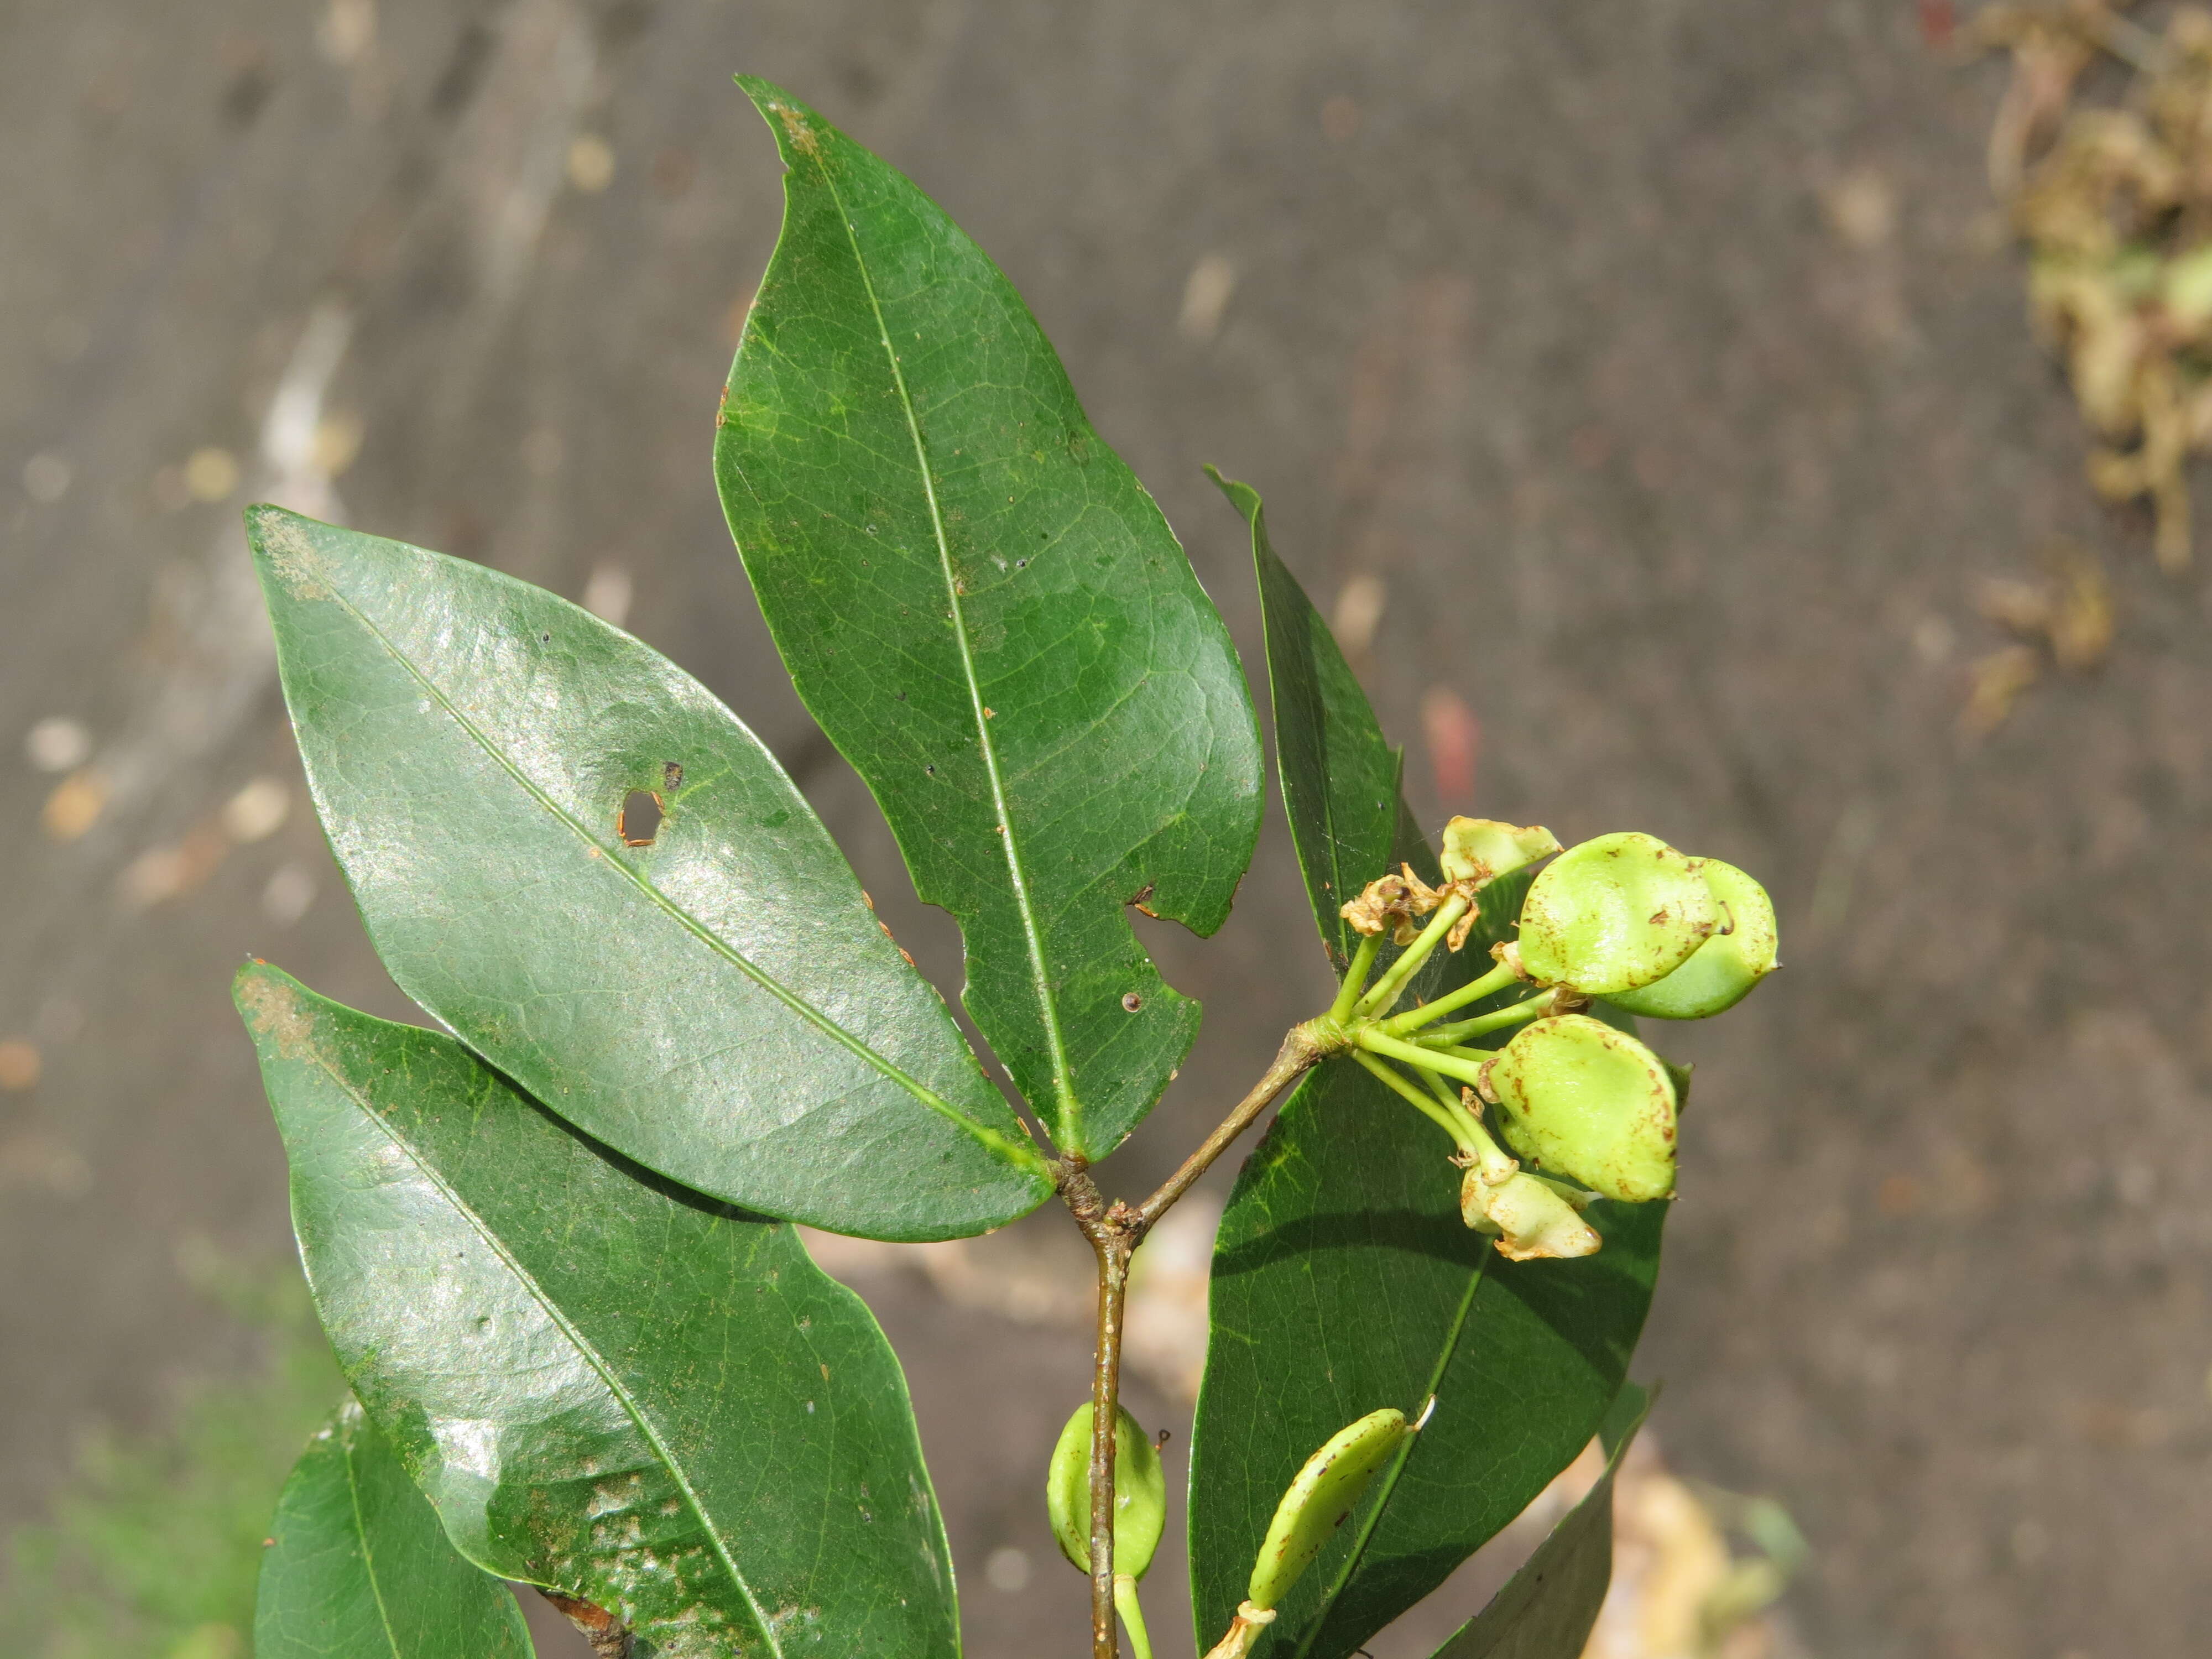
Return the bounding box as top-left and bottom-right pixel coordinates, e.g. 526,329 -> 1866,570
1203,466 -> 1261,525
233,960 -> 321,1065
243,503 -> 335,603
734,74 -> 823,159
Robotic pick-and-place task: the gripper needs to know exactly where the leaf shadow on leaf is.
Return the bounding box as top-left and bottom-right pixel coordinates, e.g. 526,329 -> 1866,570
463,1044 -> 791,1230
530,1097 -> 782,1229
1211,1207 -> 1472,1281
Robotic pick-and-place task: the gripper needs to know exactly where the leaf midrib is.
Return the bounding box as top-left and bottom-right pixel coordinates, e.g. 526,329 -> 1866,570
305,560 -> 1038,1175
1258,529 -> 1357,968
797,135 -> 1081,1148
1287,1249 -> 1488,1659
343,1421 -> 405,1659
309,1038 -> 787,1659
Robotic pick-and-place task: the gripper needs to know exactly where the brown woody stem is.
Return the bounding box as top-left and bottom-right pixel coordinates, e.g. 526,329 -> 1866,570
1054,1021 -> 1331,1659
1136,1023 -> 1326,1230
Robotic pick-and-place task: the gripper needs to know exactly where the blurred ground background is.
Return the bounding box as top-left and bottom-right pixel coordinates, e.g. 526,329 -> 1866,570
3,1 -> 2209,1655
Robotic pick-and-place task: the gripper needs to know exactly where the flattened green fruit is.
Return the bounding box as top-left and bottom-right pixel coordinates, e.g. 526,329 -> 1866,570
1489,1015 -> 1678,1203
1248,1407 -> 1411,1610
1513,832 -> 1719,995
1604,859 -> 1778,1020
1048,1403 -> 1167,1580
1439,818 -> 1560,890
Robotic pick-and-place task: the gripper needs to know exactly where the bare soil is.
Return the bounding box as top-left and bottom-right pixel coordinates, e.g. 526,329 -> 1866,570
4,3 -> 2209,1655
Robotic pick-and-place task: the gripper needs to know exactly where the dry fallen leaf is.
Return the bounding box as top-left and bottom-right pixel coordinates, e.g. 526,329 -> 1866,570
1964,642 -> 2044,734
1978,2 -> 2212,570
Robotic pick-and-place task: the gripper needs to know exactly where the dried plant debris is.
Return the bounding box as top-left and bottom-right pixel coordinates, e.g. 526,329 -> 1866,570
1975,2 -> 2212,571
1963,541 -> 2114,731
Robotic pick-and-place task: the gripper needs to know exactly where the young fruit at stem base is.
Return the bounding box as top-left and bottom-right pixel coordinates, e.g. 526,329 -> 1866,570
1511,832 -> 1719,995
1046,1402 -> 1168,1579
1484,1013 -> 1679,1202
1603,858 -> 1778,1019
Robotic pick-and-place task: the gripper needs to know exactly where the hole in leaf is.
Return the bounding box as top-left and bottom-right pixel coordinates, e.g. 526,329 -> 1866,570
618,790 -> 663,847
1121,992 -> 1143,1013
662,760 -> 684,791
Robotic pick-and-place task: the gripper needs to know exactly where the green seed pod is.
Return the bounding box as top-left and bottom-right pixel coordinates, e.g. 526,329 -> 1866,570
1512,832 -> 1719,995
1046,1402 -> 1167,1580
1603,859 -> 1777,1020
1438,818 -> 1561,890
1246,1407 -> 1411,1610
1459,1166 -> 1603,1260
1487,1013 -> 1678,1202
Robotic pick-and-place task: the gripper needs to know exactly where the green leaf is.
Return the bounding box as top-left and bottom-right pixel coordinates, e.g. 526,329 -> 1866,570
1217,468 -> 1396,971
1189,1059 -> 1662,1659
236,963 -> 962,1659
246,504 -> 1047,1241
1427,1383 -> 1653,1659
257,1399 -> 535,1659
1192,492 -> 1661,1659
1214,469 -> 1487,997
714,80 -> 1263,1160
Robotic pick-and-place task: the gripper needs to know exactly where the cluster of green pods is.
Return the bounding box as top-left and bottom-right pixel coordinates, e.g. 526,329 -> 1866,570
1339,820 -> 1777,1260
1041,823 -> 1777,1650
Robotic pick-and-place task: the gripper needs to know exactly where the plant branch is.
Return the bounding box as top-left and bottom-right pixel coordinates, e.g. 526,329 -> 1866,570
1058,1161 -> 1134,1659
1135,1022 -> 1327,1230
1052,1018 -> 1331,1659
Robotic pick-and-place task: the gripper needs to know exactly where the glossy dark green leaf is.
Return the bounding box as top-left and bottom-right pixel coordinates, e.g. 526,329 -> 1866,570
236,963 -> 961,1659
1190,1057 -> 1662,1659
247,504 -> 1048,1241
1192,495 -> 1662,1659
1428,1383 -> 1651,1659
714,80 -> 1264,1160
1217,469 -> 1488,1001
1217,468 -> 1402,971
257,1399 -> 535,1659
